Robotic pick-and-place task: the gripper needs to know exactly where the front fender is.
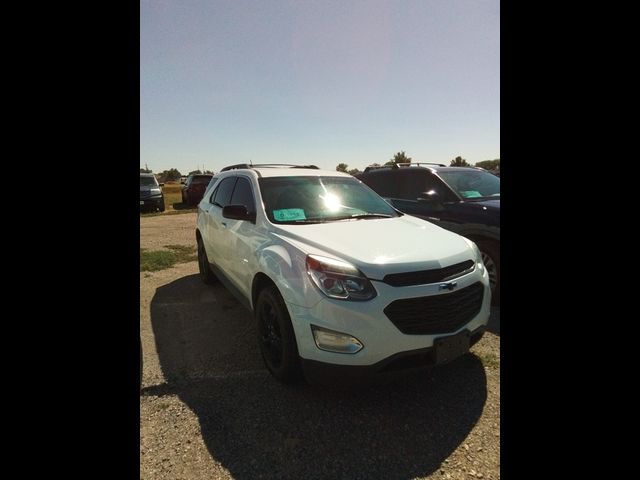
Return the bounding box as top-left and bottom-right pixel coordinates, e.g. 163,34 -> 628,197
256,244 -> 324,309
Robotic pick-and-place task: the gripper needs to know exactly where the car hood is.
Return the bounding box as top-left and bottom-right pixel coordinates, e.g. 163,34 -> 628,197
272,215 -> 474,280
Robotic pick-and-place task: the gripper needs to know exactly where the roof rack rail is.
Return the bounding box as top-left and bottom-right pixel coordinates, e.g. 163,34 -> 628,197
363,162 -> 446,173
221,163 -> 319,172
395,162 -> 447,167
220,163 -> 250,171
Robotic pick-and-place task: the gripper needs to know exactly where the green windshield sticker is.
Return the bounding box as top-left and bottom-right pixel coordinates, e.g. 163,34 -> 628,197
273,208 -> 306,221
460,190 -> 482,198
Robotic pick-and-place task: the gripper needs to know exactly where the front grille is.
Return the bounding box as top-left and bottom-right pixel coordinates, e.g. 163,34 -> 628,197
384,282 -> 484,335
140,191 -> 151,198
383,260 -> 475,287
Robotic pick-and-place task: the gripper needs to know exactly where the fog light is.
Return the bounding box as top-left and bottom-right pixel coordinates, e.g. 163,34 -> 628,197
311,325 -> 363,354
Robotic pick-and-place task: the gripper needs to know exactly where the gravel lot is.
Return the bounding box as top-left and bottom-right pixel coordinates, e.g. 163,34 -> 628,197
140,212 -> 500,480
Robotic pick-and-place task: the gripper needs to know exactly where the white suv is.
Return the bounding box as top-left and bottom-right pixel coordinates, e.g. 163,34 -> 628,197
196,164 -> 492,384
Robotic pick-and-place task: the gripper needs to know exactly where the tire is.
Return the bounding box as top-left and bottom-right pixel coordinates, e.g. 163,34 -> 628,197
476,239 -> 500,306
255,285 -> 303,384
197,236 -> 217,284
158,199 -> 165,212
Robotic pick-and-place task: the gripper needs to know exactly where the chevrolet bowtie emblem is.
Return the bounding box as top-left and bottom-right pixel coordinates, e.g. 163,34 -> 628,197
439,282 -> 457,291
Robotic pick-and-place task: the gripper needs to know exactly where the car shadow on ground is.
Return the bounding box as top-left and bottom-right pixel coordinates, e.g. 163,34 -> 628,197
487,307 -> 500,336
144,274 -> 490,480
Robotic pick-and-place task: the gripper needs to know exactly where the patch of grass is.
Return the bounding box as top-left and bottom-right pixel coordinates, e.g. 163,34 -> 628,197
165,244 -> 198,263
477,351 -> 500,369
161,183 -> 183,194
140,249 -> 176,271
140,245 -> 197,271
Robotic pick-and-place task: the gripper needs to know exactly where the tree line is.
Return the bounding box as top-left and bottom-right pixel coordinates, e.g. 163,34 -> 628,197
336,152 -> 500,175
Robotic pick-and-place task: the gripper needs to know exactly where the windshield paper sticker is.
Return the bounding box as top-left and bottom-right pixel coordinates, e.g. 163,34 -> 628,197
460,190 -> 482,198
273,208 -> 306,221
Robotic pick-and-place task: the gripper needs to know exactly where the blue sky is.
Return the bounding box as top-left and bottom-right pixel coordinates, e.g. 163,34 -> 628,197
141,0 -> 499,174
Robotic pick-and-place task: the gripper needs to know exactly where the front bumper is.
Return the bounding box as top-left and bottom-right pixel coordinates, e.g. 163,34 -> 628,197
287,265 -> 492,370
301,325 -> 485,384
140,195 -> 164,209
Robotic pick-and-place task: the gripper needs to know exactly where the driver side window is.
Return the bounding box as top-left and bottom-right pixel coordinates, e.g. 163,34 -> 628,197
211,177 -> 237,207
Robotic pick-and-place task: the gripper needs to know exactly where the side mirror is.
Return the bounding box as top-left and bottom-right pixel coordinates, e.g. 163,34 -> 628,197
222,204 -> 256,222
417,190 -> 441,204
159,183 -> 165,187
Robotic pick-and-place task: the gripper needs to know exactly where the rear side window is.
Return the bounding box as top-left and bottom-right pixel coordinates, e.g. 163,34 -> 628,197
396,171 -> 455,201
361,171 -> 400,197
211,177 -> 237,207
229,177 -> 256,214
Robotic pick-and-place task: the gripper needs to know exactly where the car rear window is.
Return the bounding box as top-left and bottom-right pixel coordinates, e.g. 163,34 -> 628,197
140,176 -> 158,187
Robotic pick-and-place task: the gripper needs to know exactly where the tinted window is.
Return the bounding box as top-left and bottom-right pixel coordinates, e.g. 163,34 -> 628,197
212,177 -> 237,207
229,177 -> 256,214
361,171 -> 399,197
396,171 -> 428,199
140,176 -> 158,187
395,171 -> 449,200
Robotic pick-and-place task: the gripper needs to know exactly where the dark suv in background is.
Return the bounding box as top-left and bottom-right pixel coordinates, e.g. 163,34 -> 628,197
357,163 -> 500,303
181,174 -> 214,206
140,173 -> 165,212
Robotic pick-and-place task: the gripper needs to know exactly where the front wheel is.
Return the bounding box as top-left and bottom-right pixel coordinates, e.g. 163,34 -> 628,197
255,286 -> 302,384
197,236 -> 217,284
477,239 -> 500,305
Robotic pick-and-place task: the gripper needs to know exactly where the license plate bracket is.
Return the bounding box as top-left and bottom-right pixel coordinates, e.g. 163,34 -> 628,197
434,330 -> 470,364
140,201 -> 144,205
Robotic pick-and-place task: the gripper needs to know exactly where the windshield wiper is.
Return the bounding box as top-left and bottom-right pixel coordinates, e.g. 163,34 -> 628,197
330,213 -> 394,221
276,219 -> 328,224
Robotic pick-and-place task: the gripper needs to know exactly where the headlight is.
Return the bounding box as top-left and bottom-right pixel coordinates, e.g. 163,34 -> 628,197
150,188 -> 162,195
469,241 -> 484,270
306,254 -> 377,301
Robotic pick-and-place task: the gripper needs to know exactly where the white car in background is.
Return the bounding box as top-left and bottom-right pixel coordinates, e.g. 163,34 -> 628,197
195,164 -> 491,384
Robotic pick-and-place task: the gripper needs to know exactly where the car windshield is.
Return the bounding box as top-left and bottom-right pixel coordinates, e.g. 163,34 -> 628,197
140,176 -> 158,187
259,176 -> 399,224
191,176 -> 212,185
437,170 -> 500,199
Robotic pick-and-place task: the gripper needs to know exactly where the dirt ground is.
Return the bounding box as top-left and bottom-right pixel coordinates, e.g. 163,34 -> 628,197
140,212 -> 500,480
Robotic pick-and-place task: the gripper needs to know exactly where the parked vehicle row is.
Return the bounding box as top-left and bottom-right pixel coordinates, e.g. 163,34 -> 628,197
140,173 -> 215,213
195,164 -> 492,385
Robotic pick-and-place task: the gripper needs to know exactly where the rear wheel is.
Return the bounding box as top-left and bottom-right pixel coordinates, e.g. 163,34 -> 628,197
255,286 -> 302,384
197,236 -> 217,284
477,239 -> 500,305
